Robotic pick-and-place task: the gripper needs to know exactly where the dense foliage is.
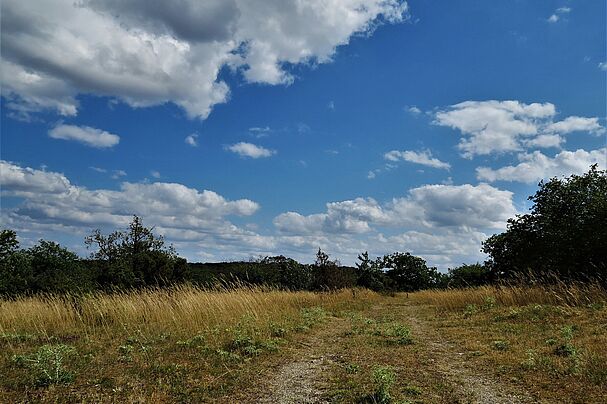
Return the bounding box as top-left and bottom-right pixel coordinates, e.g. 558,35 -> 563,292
482,166 -> 607,282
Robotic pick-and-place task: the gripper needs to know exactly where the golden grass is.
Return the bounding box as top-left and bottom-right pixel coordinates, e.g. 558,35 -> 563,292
412,281 -> 607,311
0,285 -> 374,339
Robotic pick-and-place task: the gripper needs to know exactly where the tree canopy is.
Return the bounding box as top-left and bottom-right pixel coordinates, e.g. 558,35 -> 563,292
482,165 -> 607,282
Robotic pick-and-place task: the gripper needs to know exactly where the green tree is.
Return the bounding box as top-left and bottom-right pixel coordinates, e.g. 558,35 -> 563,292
0,229 -> 33,295
382,252 -> 435,292
28,240 -> 92,293
311,248 -> 355,290
85,216 -> 186,289
260,255 -> 312,290
483,165 -> 607,282
447,263 -> 490,288
355,251 -> 386,291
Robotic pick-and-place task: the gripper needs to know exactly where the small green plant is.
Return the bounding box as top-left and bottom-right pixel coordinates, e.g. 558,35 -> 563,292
371,366 -> 396,403
404,384 -> 422,396
522,349 -> 537,370
301,306 -> 327,326
269,322 -> 287,338
345,362 -> 360,374
385,323 -> 413,345
12,344 -> 76,386
118,343 -> 134,362
482,296 -> 496,310
464,304 -> 477,317
492,340 -> 509,351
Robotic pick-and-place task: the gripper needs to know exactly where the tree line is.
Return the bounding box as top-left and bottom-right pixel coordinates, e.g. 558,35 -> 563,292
1,166 -> 605,296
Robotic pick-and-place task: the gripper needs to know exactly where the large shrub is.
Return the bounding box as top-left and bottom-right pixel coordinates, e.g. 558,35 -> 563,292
482,165 -> 607,282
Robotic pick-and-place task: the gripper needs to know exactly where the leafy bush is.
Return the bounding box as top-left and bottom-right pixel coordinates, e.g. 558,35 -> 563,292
13,344 -> 77,386
483,166 -> 607,282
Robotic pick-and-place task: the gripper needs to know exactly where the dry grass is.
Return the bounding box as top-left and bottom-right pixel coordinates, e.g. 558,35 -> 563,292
0,285 -> 374,337
412,281 -> 606,311
409,283 -> 607,403
0,285 -> 378,402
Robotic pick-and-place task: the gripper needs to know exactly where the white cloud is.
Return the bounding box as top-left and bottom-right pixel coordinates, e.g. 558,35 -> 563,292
0,160 -> 266,257
476,148 -> 607,183
407,106 -> 421,115
599,62 -> 607,71
433,100 -> 604,158
249,126 -> 271,138
523,134 -> 564,148
272,183 -> 516,267
546,116 -> 605,135
547,7 -> 571,23
111,170 -> 127,179
227,142 -> 276,158
0,161 -> 71,195
0,161 -> 521,268
89,166 -> 107,173
1,0 -> 408,119
274,183 -> 515,235
150,170 -> 161,179
48,124 -> 120,148
384,149 -> 450,170
185,134 -> 199,147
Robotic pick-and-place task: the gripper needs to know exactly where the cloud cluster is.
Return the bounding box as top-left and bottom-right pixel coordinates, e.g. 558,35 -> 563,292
1,0 -> 408,119
275,184 -> 515,234
48,124 -> 120,148
433,100 -> 604,158
384,149 -> 450,170
1,160 -> 518,268
1,160 -> 264,254
476,148 -> 607,183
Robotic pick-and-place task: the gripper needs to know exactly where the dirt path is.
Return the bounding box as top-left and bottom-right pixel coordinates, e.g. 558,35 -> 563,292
225,316 -> 350,404
400,302 -> 535,404
223,302 -> 536,403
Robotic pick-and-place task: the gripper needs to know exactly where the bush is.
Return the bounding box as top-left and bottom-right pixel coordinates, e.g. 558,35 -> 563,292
483,166 -> 607,282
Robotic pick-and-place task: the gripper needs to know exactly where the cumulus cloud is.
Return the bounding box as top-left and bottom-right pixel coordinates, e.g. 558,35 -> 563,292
476,148 -> 607,183
272,183 -> 516,267
0,160 -> 266,256
433,100 -> 604,158
185,134 -> 198,147
274,183 -> 515,236
546,116 -> 605,135
0,161 -> 71,195
1,0 -> 408,119
48,124 -> 120,148
0,161 -> 520,268
384,149 -> 451,170
227,142 -> 276,158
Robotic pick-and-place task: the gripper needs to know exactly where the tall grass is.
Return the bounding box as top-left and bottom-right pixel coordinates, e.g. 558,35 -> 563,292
413,281 -> 606,311
0,285 -> 375,339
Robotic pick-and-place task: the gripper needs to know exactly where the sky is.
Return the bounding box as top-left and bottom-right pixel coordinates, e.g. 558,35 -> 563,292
1,0 -> 606,269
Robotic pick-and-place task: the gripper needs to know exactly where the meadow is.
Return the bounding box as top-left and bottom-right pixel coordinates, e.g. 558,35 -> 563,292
1,282 -> 605,403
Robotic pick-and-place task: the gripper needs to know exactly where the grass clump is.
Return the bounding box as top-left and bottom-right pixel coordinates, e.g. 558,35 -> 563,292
367,365 -> 396,404
12,344 -> 76,386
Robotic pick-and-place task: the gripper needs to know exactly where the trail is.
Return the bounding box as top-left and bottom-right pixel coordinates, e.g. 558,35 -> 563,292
224,316 -> 350,404
223,302 -> 536,403
399,302 -> 535,404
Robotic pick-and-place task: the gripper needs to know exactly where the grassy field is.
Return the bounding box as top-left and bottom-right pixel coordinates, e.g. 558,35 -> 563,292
1,283 -> 605,403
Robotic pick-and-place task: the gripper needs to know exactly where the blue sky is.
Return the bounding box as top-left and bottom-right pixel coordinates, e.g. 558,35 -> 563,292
1,0 -> 606,268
